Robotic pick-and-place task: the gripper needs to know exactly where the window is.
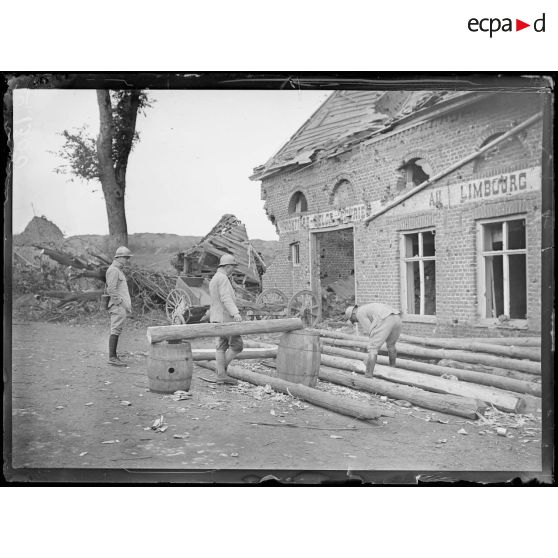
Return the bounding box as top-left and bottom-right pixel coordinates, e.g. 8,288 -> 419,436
288,191 -> 308,214
330,179 -> 353,208
479,218 -> 527,320
397,158 -> 431,190
473,133 -> 528,174
402,230 -> 436,315
290,242 -> 300,265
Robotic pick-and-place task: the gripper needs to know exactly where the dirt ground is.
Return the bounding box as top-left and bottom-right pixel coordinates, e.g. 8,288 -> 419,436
7,317 -> 543,482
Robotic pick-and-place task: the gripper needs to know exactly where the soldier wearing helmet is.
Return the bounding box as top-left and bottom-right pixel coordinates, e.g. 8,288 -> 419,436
105,246 -> 133,366
345,302 -> 402,378
208,253 -> 243,385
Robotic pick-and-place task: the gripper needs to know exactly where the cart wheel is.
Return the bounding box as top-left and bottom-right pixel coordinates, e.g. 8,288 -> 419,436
288,290 -> 320,327
165,288 -> 192,324
256,288 -> 288,319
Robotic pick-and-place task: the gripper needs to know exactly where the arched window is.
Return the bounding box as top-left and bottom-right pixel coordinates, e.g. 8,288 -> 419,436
288,191 -> 308,214
397,158 -> 431,190
473,132 -> 528,174
330,179 -> 354,208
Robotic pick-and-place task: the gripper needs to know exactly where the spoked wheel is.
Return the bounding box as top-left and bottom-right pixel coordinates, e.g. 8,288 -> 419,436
288,289 -> 320,327
255,288 -> 288,319
165,288 -> 192,325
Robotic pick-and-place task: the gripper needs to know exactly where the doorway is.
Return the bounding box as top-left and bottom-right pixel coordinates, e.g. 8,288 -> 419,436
311,226 -> 356,320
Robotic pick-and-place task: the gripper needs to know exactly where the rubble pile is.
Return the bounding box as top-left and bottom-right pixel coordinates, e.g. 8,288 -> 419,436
171,214 -> 266,295
321,275 -> 355,318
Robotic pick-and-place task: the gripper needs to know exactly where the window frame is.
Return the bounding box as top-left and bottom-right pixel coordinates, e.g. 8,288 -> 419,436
290,241 -> 301,266
400,228 -> 437,321
476,215 -> 528,325
288,191 -> 308,214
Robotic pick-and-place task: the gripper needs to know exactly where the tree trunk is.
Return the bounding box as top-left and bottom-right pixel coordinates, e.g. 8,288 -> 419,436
96,90 -> 128,252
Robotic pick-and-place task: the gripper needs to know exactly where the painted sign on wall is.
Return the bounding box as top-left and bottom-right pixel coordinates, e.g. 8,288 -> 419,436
390,167 -> 541,216
278,203 -> 379,235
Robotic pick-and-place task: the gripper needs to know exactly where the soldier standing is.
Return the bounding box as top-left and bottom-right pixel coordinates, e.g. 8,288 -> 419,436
106,246 -> 133,366
209,254 -> 243,385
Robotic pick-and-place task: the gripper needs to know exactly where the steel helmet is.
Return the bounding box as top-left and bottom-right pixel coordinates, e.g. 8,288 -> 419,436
344,305 -> 357,321
115,246 -> 133,258
219,254 -> 238,267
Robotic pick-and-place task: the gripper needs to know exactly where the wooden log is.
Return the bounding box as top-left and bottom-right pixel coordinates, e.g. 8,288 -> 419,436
319,366 -> 485,420
399,334 -> 541,361
438,359 -> 540,384
244,338 -> 531,412
320,354 -> 526,414
319,335 -> 541,376
454,337 -> 541,347
243,339 -> 278,349
147,318 -> 303,344
321,345 -> 542,397
195,361 -> 391,421
311,328 -> 542,349
192,348 -> 277,360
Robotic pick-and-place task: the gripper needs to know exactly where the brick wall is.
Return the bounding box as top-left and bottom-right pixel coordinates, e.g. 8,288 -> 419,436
259,92 -> 544,335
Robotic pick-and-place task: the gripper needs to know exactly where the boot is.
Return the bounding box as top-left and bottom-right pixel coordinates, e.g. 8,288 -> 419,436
108,334 -> 126,367
365,352 -> 377,378
216,350 -> 237,385
388,348 -> 397,367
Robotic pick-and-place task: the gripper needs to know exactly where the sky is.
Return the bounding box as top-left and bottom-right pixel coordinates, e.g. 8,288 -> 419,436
12,88 -> 331,240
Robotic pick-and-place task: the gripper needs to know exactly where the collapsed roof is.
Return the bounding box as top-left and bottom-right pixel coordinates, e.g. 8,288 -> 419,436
174,214 -> 265,289
250,90 -> 482,181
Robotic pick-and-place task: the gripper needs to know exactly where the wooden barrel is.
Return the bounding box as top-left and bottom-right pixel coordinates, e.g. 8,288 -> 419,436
276,330 -> 321,387
148,341 -> 193,393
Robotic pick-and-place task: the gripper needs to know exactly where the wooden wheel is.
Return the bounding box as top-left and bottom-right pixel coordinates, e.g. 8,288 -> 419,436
255,288 -> 288,319
165,288 -> 192,325
288,289 -> 320,327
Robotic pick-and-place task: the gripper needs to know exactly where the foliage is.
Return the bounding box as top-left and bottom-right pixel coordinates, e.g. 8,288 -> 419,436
52,90 -> 153,184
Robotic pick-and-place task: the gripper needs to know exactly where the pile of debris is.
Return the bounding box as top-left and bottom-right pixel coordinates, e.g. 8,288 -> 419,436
321,275 -> 355,318
12,217 -> 109,320
12,216 -> 178,320
171,214 -> 266,295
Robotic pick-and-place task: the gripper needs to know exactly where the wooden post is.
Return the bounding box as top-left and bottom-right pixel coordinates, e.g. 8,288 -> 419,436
147,317 -> 303,344
196,361 -> 392,421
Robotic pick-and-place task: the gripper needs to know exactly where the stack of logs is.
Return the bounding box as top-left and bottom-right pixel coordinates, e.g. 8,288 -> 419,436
146,320 -> 542,422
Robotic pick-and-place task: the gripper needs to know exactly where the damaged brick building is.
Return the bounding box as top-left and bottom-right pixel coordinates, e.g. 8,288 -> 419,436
250,90 -> 546,336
